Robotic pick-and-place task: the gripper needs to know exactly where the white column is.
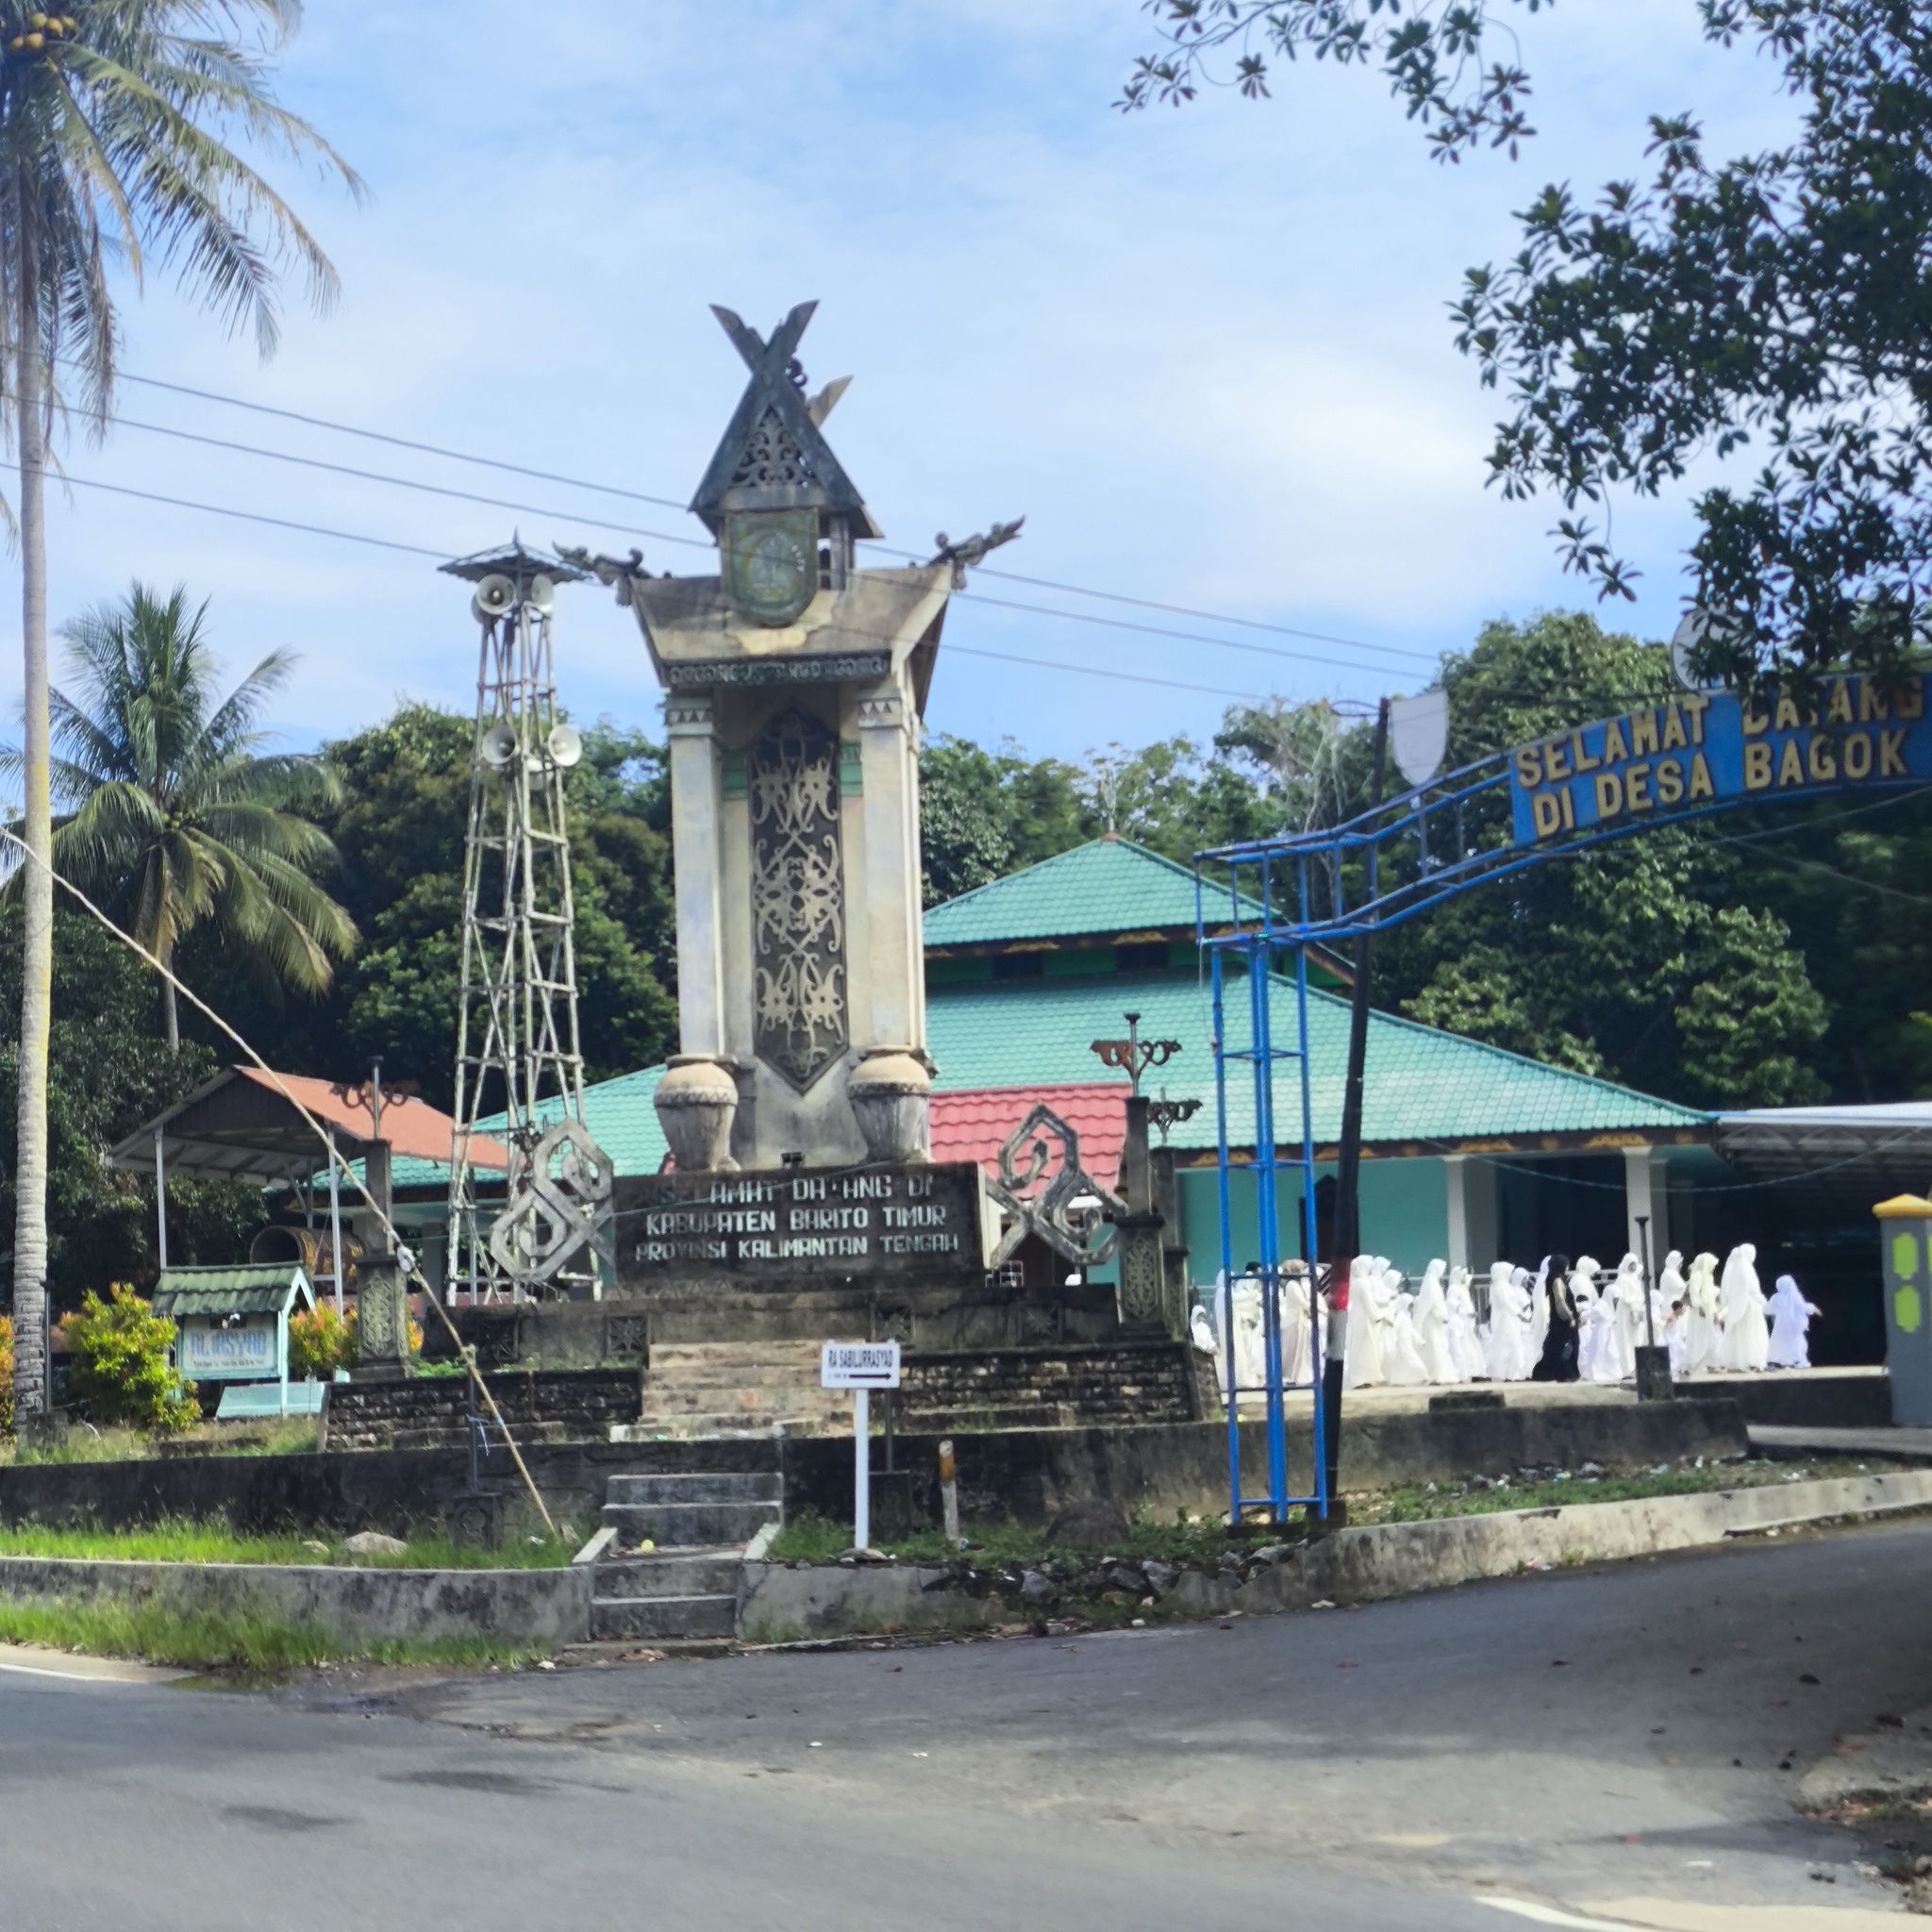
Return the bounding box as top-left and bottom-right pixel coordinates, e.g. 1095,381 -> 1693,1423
1444,1155 -> 1471,1274
154,1127 -> 168,1272
666,694 -> 726,1058
1624,1145 -> 1657,1266
855,682 -> 923,1052
326,1135 -> 344,1315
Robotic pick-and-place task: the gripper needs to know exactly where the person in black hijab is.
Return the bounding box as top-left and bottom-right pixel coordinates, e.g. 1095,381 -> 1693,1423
1530,1253 -> 1580,1381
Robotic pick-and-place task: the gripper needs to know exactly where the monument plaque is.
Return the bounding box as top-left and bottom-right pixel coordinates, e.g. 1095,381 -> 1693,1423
615,1160 -> 986,1288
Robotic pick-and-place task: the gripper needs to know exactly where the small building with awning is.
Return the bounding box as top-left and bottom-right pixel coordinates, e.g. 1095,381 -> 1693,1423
107,1067 -> 507,1306
151,1261 -> 317,1415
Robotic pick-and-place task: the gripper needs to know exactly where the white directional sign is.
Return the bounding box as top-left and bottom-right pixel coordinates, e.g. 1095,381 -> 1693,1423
821,1340 -> 901,1389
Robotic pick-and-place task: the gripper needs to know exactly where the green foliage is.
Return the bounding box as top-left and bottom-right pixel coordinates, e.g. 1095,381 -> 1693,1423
1130,0 -> 1932,680
61,1286 -> 199,1435
0,1514 -> 579,1571
33,584 -> 357,1046
0,904 -> 261,1300
286,1305 -> 353,1381
179,705 -> 676,1106
1380,612 -> 1829,1108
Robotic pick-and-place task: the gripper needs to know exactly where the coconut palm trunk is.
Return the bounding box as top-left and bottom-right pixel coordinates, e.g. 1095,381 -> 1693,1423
12,248 -> 50,1422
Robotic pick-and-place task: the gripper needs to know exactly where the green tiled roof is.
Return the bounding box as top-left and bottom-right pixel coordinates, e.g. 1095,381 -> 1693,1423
554,970 -> 1705,1179
924,836 -> 1262,948
152,1264 -> 314,1317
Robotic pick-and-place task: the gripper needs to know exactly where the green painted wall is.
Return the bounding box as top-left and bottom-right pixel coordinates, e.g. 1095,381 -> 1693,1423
1175,1155 -> 1448,1282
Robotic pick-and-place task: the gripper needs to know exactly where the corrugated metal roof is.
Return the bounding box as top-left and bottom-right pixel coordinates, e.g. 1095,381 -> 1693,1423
929,1082 -> 1128,1188
152,1264 -> 315,1318
555,968 -> 1704,1180
924,973 -> 1707,1150
924,835 -> 1263,948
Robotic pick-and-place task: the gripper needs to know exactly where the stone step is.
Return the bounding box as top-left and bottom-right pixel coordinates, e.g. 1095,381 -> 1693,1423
646,1341 -> 825,1366
607,1472 -> 783,1507
602,1499 -> 781,1546
641,1388 -> 846,1417
590,1593 -> 739,1641
593,1552 -> 744,1599
613,1416 -> 833,1441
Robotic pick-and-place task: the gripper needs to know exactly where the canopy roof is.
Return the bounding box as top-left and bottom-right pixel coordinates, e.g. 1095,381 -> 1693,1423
1715,1102 -> 1932,1191
151,1264 -> 314,1319
108,1067 -> 508,1187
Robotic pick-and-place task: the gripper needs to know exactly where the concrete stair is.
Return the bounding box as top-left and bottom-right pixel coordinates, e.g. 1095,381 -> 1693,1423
599,1470 -> 782,1549
619,1341 -> 852,1441
584,1462 -> 783,1641
590,1551 -> 742,1641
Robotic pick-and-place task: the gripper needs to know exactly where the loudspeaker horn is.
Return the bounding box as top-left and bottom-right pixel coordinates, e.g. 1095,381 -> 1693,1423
480,723 -> 519,769
546,724 -> 583,769
472,574 -> 518,620
525,574 -> 556,615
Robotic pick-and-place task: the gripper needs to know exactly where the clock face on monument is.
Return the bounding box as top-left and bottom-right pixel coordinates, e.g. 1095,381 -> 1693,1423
723,509 -> 820,626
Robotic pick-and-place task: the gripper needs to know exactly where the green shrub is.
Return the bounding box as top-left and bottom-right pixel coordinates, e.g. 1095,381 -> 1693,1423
288,1304 -> 353,1379
62,1286 -> 199,1435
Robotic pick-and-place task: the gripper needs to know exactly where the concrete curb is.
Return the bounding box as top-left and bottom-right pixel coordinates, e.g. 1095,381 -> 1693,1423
741,1471 -> 1932,1640
0,1556 -> 591,1648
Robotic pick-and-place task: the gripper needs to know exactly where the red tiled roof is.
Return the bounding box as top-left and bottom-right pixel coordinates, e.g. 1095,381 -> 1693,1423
929,1081 -> 1128,1189
233,1067 -> 508,1169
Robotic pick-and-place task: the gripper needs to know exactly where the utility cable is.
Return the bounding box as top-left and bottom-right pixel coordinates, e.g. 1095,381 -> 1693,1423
0,822 -> 561,1540
91,361 -> 1438,668
52,474 -> 1285,705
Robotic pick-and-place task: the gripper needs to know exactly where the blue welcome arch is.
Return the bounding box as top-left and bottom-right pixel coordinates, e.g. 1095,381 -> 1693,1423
1192,671 -> 1932,1525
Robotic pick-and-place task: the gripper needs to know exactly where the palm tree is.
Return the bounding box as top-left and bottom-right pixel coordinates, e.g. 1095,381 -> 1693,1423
0,4 -> 357,1424
40,580 -> 356,1048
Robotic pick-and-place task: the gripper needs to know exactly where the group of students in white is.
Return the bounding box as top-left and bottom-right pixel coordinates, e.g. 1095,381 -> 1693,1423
1199,1245 -> 1824,1394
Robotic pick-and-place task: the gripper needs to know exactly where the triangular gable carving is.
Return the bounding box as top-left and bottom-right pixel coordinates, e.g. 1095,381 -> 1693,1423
690,300 -> 880,539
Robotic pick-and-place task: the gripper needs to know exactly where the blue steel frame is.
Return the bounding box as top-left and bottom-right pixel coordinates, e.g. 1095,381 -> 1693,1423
1194,740 -> 1932,1527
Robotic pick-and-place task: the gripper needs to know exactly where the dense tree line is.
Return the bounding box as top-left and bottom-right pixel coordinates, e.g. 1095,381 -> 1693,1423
12,604 -> 1932,1304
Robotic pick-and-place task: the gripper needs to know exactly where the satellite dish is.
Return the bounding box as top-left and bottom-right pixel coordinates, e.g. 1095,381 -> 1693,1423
472,574 -> 517,620
547,724 -> 583,769
1670,609 -> 1729,691
480,723 -> 519,769
526,574 -> 556,615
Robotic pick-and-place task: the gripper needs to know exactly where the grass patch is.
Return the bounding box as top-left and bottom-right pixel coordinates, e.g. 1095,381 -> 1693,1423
768,1458 -> 1890,1565
0,1513 -> 584,1569
0,1596 -> 547,1670
1355,1457 -> 1880,1525
2,1416 -> 321,1465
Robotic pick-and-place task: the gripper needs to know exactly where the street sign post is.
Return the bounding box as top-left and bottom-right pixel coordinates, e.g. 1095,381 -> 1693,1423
822,1341 -> 901,1552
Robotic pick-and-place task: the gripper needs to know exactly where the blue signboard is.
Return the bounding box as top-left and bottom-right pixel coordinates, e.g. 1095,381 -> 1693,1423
1509,672 -> 1932,846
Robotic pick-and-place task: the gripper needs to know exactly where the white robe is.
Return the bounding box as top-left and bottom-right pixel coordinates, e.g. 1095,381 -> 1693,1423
1485,1262 -> 1535,1381
1608,1254 -> 1646,1380
1446,1267 -> 1486,1380
1380,1265 -> 1429,1386
1657,1251 -> 1689,1374
1276,1267 -> 1313,1387
1681,1253 -> 1723,1374
1414,1259 -> 1460,1384
1343,1254 -> 1387,1391
1767,1273 -> 1821,1370
1230,1273 -> 1267,1395
1716,1243 -> 1770,1373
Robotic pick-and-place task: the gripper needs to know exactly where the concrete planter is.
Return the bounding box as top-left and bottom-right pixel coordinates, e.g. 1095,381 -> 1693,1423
653,1056 -> 740,1173
846,1048 -> 931,1164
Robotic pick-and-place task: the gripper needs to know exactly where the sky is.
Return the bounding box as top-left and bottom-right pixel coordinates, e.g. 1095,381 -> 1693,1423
4,1 -> 1805,769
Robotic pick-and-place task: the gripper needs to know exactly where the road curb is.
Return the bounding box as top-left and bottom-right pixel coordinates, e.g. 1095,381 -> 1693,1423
741,1471 -> 1932,1639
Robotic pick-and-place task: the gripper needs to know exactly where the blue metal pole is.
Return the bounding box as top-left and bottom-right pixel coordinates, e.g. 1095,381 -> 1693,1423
1250,920 -> 1286,1521
1209,938 -> 1239,1528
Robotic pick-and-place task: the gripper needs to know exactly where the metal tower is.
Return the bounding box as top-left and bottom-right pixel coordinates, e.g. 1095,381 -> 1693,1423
443,541 -> 613,1303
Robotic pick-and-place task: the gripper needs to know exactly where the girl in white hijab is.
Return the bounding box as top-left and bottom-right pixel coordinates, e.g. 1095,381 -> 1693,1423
1767,1272 -> 1822,1369
1682,1252 -> 1723,1374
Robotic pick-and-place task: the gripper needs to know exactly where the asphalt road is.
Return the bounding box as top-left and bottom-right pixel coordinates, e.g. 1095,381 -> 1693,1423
8,1516 -> 1932,1931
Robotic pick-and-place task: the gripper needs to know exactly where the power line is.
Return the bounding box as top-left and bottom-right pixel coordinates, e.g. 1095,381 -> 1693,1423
93,361 -> 1436,673
54,474 -> 1277,702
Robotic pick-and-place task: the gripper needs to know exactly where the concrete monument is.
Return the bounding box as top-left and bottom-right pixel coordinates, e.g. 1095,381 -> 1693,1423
582,302 -> 978,1174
